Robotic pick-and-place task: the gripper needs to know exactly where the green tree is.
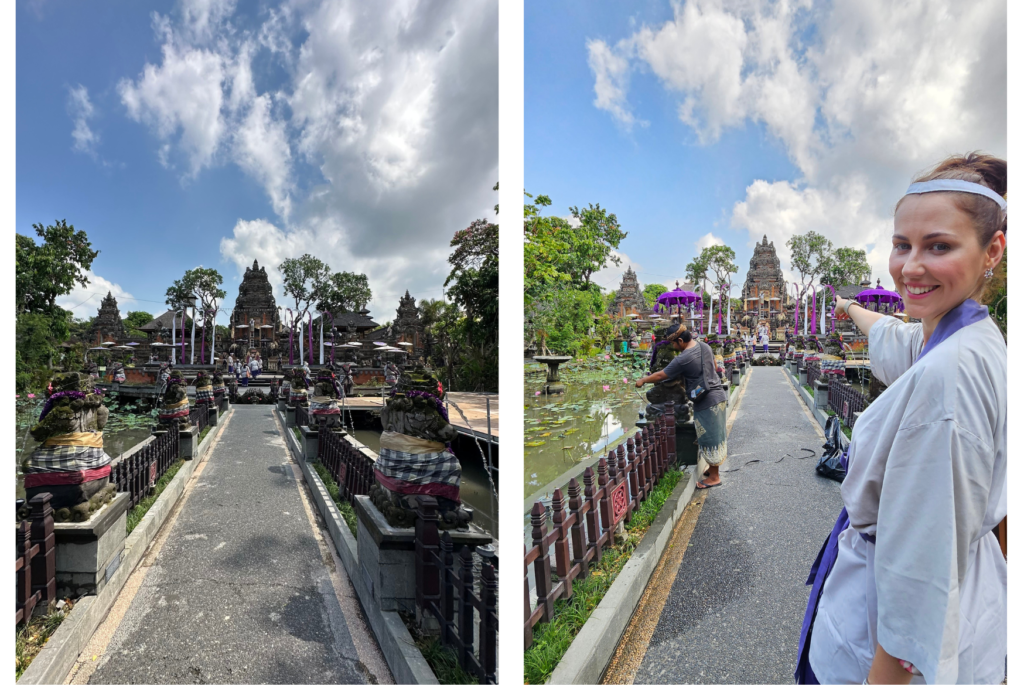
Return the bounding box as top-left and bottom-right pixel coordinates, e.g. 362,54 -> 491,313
445,218 -> 498,346
165,267 -> 227,313
565,204 -> 627,287
820,247 -> 870,286
525,192 -> 572,308
124,311 -> 154,337
318,272 -> 372,313
279,255 -> 332,335
642,283 -> 668,309
16,220 -> 99,316
787,230 -> 835,304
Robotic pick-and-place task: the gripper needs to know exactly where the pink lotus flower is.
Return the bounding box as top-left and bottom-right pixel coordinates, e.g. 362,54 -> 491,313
15,394 -> 20,398
535,391 -> 541,396
27,394 -> 36,398
623,378 -> 628,383
602,385 -> 610,391
604,355 -> 610,360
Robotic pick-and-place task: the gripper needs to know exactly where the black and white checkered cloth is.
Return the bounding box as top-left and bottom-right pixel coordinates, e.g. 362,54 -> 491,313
27,445 -> 111,473
375,447 -> 462,490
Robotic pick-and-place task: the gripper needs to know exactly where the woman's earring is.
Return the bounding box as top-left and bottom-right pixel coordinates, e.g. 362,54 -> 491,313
984,268 -> 994,279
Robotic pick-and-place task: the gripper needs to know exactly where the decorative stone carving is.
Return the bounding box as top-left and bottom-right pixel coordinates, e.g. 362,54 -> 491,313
607,267 -> 646,317
157,370 -> 192,430
89,292 -> 126,343
288,367 -> 309,407
644,326 -> 692,425
369,370 -> 470,529
741,235 -> 788,333
24,373 -> 117,522
193,370 -> 214,407
211,370 -> 227,400
309,367 -> 343,430
230,259 -> 279,348
393,290 -> 424,351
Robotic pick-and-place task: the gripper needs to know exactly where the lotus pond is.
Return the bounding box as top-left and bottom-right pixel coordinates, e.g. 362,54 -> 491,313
524,354 -> 651,498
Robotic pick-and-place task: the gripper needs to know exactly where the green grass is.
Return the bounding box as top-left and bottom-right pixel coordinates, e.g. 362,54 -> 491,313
125,458 -> 185,534
16,603 -> 73,679
730,384 -> 737,395
312,461 -> 358,537
292,426 -> 301,443
524,468 -> 684,684
198,425 -> 211,443
416,636 -> 478,684
803,384 -> 814,395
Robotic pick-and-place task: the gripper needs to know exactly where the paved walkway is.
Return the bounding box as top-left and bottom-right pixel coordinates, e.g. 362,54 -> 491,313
68,405 -> 393,684
607,366 -> 845,684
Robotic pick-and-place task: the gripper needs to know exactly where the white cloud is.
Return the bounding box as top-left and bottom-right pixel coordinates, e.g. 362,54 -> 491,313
118,37 -> 226,177
67,85 -> 98,156
56,271 -> 144,317
694,231 -> 725,252
591,0 -> 1006,289
120,0 -> 497,311
587,39 -> 643,130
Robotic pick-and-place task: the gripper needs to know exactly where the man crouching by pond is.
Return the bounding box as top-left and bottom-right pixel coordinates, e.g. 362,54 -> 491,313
635,324 -> 729,489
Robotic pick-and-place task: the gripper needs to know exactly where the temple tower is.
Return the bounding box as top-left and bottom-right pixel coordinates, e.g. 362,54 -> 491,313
89,291 -> 126,344
230,260 -> 279,348
607,267 -> 646,318
393,290 -> 425,351
740,236 -> 789,330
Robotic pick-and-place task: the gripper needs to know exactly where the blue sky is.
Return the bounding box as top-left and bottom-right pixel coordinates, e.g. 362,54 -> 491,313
18,0 -> 498,324
526,0 -> 1007,296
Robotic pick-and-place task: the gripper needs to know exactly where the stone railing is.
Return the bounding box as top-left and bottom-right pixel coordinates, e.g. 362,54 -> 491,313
111,430 -> 180,510
317,429 -> 373,504
524,406 -> 676,649
15,494 -> 56,627
416,497 -> 498,684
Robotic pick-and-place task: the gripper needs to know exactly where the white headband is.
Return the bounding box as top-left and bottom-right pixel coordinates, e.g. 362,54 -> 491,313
905,179 -> 1007,212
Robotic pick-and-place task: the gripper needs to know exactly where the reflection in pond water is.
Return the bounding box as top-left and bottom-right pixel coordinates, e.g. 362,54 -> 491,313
524,356 -> 651,498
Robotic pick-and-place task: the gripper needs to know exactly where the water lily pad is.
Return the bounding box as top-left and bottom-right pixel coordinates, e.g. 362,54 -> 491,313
525,440 -> 546,447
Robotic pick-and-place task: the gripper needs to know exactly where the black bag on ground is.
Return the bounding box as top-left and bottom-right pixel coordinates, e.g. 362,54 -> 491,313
816,415 -> 849,482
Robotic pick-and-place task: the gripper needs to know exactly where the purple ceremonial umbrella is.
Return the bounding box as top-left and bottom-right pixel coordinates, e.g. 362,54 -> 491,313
654,287 -> 704,331
856,279 -> 904,313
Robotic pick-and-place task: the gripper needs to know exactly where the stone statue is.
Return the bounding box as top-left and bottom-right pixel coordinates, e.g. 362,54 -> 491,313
23,373 -> 117,522
157,370 -> 192,430
193,370 -> 214,408
211,370 -> 227,401
645,325 -> 692,425
309,367 -> 342,430
288,367 -> 309,407
369,370 -> 470,529
337,362 -> 356,398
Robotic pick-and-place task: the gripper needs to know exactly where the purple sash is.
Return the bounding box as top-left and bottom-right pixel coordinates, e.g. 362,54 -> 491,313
794,299 -> 987,683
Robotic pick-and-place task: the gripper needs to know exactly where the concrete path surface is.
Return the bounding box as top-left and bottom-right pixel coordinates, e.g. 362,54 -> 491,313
608,366 -> 845,684
67,405 -> 393,685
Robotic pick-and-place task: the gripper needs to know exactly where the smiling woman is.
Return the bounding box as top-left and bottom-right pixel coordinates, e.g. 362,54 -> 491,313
800,154 -> 1007,685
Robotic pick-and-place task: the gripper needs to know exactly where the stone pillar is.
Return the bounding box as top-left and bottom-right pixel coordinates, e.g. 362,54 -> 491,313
208,407 -> 219,427
300,426 -> 319,462
731,368 -> 741,386
798,367 -> 808,386
53,493 -> 130,597
675,419 -> 699,467
814,378 -> 829,410
285,406 -> 296,428
277,397 -> 287,413
179,426 -> 199,460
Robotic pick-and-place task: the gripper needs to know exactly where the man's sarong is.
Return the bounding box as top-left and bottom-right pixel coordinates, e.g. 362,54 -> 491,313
24,431 -> 112,487
374,431 -> 461,502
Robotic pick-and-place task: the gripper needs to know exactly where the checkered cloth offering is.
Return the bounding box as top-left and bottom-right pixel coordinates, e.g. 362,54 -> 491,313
821,357 -> 845,375
310,397 -> 341,416
195,386 -> 214,404
374,431 -> 462,502
212,383 -> 226,397
24,431 -> 112,487
159,398 -> 190,421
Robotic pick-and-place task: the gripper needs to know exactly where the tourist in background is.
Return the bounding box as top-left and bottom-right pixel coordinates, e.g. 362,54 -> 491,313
227,353 -> 235,375
796,153 -> 1007,685
634,324 -> 729,488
